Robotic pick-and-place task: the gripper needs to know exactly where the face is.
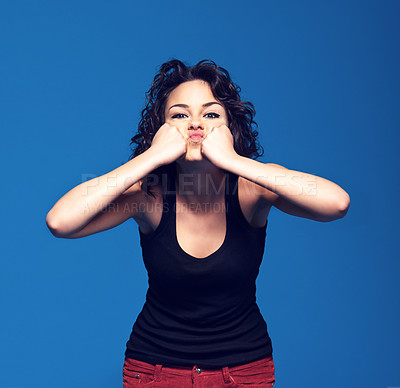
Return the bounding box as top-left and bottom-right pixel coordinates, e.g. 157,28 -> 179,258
164,80 -> 228,162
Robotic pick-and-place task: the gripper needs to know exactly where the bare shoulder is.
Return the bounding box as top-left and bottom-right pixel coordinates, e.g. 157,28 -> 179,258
241,162 -> 325,221
129,181 -> 164,234
237,174 -> 275,228
237,163 -> 280,208
235,163 -> 291,227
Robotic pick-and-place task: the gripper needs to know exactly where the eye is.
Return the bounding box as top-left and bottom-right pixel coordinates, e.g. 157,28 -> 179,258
204,112 -> 220,118
171,113 -> 187,119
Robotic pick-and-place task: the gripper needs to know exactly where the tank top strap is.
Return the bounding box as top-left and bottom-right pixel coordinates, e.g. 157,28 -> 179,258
226,170 -> 269,232
225,170 -> 238,197
225,170 -> 238,219
138,169 -> 175,241
162,167 -> 176,209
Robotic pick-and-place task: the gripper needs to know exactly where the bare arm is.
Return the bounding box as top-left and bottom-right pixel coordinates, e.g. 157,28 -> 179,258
230,158 -> 350,222
201,124 -> 350,222
45,123 -> 188,238
45,147 -> 162,238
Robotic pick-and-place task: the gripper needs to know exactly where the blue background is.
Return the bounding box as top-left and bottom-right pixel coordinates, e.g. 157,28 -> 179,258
1,1 -> 399,387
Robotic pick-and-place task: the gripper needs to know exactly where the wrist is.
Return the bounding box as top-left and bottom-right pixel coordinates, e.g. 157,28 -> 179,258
144,146 -> 165,169
220,152 -> 243,172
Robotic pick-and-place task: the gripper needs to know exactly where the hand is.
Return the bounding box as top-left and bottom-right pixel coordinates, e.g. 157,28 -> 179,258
149,123 -> 188,166
201,124 -> 238,169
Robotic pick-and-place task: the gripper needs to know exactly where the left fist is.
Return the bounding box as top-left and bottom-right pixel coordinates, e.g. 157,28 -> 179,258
201,124 -> 237,168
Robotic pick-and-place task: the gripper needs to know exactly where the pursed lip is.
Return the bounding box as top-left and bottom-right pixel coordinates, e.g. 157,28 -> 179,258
189,130 -> 204,139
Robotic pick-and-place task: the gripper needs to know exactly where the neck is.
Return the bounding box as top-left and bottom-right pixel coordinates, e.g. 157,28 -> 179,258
174,160 -> 227,204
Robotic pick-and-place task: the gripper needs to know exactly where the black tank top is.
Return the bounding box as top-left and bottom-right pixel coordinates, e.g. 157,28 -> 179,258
125,170 -> 272,368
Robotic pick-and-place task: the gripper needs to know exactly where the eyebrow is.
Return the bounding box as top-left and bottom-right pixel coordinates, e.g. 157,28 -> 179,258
167,102 -> 223,111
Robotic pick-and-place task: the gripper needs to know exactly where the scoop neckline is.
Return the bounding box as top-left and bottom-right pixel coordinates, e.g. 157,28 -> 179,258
173,172 -> 230,261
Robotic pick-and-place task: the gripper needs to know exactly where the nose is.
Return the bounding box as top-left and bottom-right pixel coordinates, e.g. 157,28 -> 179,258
188,119 -> 204,131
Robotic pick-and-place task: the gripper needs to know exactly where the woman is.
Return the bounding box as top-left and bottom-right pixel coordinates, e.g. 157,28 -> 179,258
46,59 -> 350,387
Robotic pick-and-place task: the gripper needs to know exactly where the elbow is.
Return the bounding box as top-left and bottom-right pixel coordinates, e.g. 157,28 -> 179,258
338,192 -> 351,217
45,212 -> 71,238
330,193 -> 350,221
317,193 -> 350,222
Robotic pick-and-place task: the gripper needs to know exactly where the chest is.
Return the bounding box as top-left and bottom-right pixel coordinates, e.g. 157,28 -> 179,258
136,178 -> 270,259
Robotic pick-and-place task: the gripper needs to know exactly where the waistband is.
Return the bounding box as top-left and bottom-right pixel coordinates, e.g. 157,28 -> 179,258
124,355 -> 274,381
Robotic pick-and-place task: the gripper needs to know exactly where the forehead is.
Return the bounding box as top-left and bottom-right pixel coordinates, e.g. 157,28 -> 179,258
166,80 -> 217,105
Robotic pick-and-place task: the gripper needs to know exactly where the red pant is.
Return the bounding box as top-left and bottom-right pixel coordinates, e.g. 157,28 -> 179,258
123,355 -> 275,387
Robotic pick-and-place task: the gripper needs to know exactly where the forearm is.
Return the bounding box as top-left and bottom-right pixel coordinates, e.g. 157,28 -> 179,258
46,148 -> 161,235
227,155 -> 350,218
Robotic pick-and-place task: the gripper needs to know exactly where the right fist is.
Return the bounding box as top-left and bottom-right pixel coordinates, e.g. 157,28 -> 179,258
150,123 -> 188,165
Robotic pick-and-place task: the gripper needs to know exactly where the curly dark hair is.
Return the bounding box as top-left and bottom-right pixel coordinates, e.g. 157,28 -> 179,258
128,58 -> 264,197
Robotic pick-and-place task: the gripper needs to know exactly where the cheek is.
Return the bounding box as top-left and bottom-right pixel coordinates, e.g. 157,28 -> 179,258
169,121 -> 188,133
219,117 -> 229,128
219,113 -> 229,126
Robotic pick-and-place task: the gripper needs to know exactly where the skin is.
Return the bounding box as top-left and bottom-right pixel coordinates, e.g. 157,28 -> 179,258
163,80 -> 232,201
46,79 -> 350,257
164,79 -> 228,162
140,80 -> 350,259
159,80 -> 252,258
